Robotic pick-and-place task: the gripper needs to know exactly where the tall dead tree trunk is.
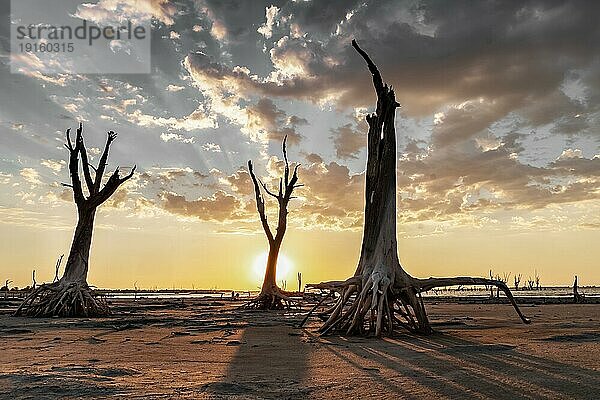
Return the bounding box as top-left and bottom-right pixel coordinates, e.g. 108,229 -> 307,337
16,123 -> 135,317
246,136 -> 301,309
307,40 -> 530,336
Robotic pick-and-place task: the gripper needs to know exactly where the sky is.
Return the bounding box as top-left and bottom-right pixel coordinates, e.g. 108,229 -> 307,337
0,0 -> 598,290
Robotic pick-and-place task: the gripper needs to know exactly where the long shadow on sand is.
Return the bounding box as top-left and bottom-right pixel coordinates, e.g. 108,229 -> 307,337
199,311 -> 311,399
317,331 -> 600,399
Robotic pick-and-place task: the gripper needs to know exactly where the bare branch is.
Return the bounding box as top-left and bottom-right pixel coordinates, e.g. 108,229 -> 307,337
352,39 -> 383,94
65,128 -> 74,151
258,177 -> 279,199
65,127 -> 85,204
76,123 -> 95,194
93,131 -> 117,192
248,160 -> 274,243
92,165 -> 135,207
120,164 -> 136,183
283,135 -> 289,186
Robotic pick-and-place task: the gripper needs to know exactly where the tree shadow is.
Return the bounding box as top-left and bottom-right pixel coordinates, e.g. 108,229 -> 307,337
317,331 -> 600,399
199,314 -> 311,399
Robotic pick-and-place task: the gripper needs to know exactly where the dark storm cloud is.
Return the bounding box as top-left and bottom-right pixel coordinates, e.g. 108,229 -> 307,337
245,97 -> 306,144
187,0 -> 600,127
330,123 -> 365,159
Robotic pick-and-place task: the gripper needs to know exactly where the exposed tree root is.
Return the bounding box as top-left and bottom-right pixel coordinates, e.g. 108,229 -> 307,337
243,286 -> 297,310
308,274 -> 530,337
14,280 -> 110,317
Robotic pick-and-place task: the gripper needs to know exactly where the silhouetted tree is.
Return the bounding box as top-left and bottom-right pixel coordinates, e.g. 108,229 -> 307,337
2,280 -> 12,299
16,123 -> 135,317
308,40 -> 529,336
514,273 -> 522,290
573,275 -> 583,303
246,136 -> 301,309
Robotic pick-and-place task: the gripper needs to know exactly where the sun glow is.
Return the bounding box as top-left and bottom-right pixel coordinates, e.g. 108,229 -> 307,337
252,251 -> 293,286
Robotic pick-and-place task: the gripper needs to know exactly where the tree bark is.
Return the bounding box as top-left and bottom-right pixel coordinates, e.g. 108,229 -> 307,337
307,40 -> 530,336
62,207 -> 96,283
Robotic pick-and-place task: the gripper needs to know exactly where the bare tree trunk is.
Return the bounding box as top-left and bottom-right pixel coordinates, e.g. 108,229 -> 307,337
16,123 -> 135,318
307,40 -> 530,336
62,208 -> 96,283
261,242 -> 281,294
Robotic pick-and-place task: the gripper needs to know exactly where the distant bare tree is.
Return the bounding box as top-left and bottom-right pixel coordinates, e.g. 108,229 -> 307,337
573,275 -> 583,303
2,280 -> 12,299
307,40 -> 529,336
514,274 -> 522,290
16,123 -> 135,317
527,276 -> 535,290
246,136 -> 301,309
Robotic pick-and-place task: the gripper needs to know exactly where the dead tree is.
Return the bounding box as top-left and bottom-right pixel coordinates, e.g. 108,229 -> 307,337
527,277 -> 535,290
2,280 -> 12,299
246,136 -> 301,309
514,274 -> 522,290
573,275 -> 583,303
32,270 -> 36,290
306,40 -> 530,336
16,123 -> 135,317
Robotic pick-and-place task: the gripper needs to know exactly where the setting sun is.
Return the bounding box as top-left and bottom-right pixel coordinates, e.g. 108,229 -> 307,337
252,251 -> 293,287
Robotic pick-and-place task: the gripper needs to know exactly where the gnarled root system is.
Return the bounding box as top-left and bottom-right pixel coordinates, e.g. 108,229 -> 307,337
308,275 -> 530,336
244,286 -> 297,310
15,281 -> 110,317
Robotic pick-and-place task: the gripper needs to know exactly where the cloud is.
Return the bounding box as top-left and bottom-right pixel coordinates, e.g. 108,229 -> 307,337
201,142 -> 222,152
244,98 -> 306,144
74,0 -> 178,25
431,98 -> 516,149
20,168 -> 42,186
183,54 -> 307,144
166,84 -> 185,92
138,167 -> 208,189
557,148 -> 583,160
182,0 -> 600,146
40,159 -> 65,173
0,173 -> 12,185
331,123 -> 365,159
219,168 -> 253,196
257,5 -> 280,39
160,132 -> 195,144
160,190 -> 241,221
393,139 -> 600,223
132,107 -> 217,131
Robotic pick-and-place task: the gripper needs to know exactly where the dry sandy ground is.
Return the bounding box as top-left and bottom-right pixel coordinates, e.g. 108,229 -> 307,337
1,299 -> 599,399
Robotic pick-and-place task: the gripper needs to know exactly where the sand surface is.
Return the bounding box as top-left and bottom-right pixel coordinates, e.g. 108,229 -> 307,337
1,299 -> 599,399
